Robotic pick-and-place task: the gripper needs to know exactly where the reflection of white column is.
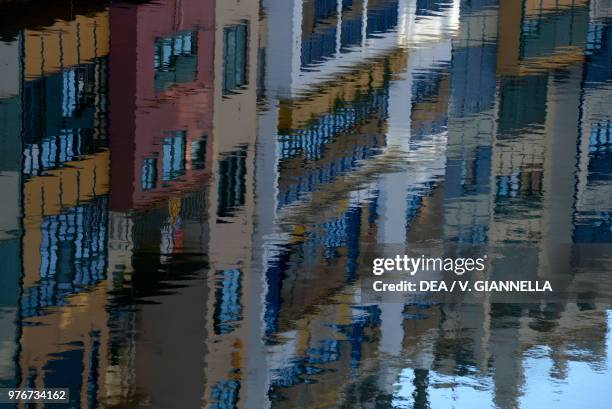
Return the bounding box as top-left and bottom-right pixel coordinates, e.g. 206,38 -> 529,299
361,0 -> 368,49
397,0 -> 416,47
263,0 -> 303,98
377,29 -> 454,359
379,302 -> 405,356
246,105 -> 281,409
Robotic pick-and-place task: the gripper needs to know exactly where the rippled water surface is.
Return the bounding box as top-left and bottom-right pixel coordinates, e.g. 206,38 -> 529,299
0,0 -> 611,408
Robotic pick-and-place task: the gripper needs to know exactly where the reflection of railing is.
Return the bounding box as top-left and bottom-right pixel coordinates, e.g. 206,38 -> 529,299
21,197 -> 108,318
278,87 -> 389,161
300,0 -> 399,68
22,58 -> 108,177
276,85 -> 388,209
495,170 -> 543,198
278,142 -> 380,209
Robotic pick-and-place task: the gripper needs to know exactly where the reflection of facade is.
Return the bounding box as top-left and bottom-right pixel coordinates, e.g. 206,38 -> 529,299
109,0 -> 215,212
0,33 -> 22,388
0,0 -> 610,408
10,10 -> 113,408
203,1 -> 262,407
255,1 -> 459,405
105,1 -> 216,408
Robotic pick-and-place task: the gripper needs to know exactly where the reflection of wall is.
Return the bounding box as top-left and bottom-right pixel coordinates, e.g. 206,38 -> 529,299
18,285 -> 111,409
109,0 -> 215,211
201,1 -> 261,407
0,39 -> 20,98
23,11 -> 109,78
0,238 -> 20,388
22,151 -> 109,287
0,38 -> 22,310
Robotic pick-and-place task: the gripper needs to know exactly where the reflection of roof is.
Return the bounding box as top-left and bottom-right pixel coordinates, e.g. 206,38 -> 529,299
0,0 -> 108,41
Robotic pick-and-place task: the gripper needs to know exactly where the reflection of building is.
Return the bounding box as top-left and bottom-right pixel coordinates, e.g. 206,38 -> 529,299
253,1 -> 460,405
0,33 -> 22,389
8,9 -> 114,408
109,0 -> 215,212
104,1 -> 216,408
203,1 -> 262,407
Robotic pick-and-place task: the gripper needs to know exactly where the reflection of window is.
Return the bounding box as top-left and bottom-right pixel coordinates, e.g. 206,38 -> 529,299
162,131 -> 186,181
210,380 -> 240,409
190,136 -> 207,170
223,24 -> 248,94
217,147 -> 247,217
214,269 -> 243,335
154,31 -> 197,92
62,66 -> 91,118
141,157 -> 158,190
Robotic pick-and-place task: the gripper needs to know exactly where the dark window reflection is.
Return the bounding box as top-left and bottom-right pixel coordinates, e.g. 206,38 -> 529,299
141,157 -> 158,190
223,24 -> 248,94
217,147 -> 247,218
190,136 -> 207,170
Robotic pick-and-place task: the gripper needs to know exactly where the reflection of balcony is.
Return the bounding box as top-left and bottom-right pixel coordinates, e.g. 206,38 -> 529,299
299,0 -> 399,69
20,197 -> 108,318
22,57 -> 109,177
22,150 -> 110,288
497,0 -> 589,75
278,86 -> 389,161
